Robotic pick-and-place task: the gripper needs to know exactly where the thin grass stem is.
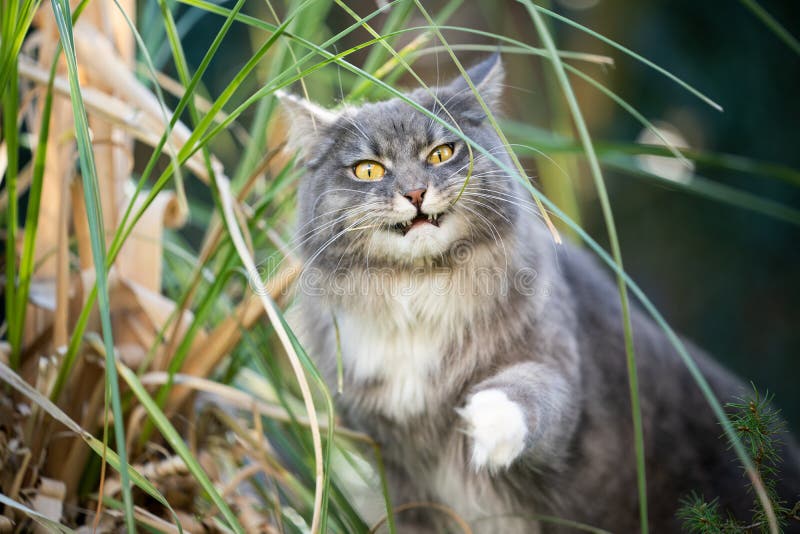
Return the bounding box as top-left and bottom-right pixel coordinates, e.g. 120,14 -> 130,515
519,3 -> 648,531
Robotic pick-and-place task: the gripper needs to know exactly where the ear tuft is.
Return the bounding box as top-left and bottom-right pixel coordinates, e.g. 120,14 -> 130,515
276,90 -> 338,162
464,52 -> 504,105
444,54 -> 505,123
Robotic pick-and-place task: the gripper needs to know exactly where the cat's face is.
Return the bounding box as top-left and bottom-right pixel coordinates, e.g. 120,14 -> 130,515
282,55 -> 524,270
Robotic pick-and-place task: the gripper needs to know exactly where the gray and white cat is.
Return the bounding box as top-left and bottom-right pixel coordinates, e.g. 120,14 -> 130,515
280,55 -> 800,532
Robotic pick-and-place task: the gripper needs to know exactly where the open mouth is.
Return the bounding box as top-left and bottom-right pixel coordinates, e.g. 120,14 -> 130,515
391,212 -> 442,235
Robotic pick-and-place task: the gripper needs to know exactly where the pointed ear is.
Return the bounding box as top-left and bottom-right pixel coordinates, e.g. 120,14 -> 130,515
442,53 -> 505,123
276,90 -> 338,162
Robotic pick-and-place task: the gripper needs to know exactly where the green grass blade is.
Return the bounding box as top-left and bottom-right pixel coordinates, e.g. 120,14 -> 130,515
118,0 -> 249,253
518,2 -> 648,531
145,252 -> 238,429
3,58 -> 20,368
277,311 -> 340,533
493,92 -> 784,534
139,162 -> 295,381
502,122 -> 800,224
117,363 -> 245,533
213,175 -> 329,533
358,0 -> 416,76
0,360 -> 182,531
231,0 -> 332,188
0,493 -> 76,533
149,2 -> 207,69
109,0 -> 411,275
603,158 -> 800,226
10,18 -> 62,374
117,0 -> 295,254
112,0 -> 188,214
501,119 -> 800,188
135,0 -> 276,444
563,63 -> 688,165
533,3 -> 723,111
348,0 -> 464,101
170,2 -> 613,72
348,0 -> 416,98
50,284 -> 96,402
48,0 -> 135,530
409,42 -> 613,65
0,0 -> 42,93
51,0 -> 254,402
412,2 -> 562,237
371,442 -> 397,534
739,0 -> 800,55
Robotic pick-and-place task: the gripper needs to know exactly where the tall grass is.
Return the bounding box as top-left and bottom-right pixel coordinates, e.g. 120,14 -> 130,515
1,0 -> 798,532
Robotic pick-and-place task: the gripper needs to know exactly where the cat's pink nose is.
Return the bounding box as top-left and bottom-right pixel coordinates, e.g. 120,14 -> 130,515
404,188 -> 426,209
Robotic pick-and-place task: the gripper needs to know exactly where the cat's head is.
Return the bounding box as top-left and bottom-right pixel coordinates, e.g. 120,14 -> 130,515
280,54 -> 527,270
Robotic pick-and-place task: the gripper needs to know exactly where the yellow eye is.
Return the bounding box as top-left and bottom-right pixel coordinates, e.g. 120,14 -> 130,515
353,160 -> 385,181
427,144 -> 454,164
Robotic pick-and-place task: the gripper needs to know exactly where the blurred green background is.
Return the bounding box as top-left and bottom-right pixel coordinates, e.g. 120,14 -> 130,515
166,0 -> 800,429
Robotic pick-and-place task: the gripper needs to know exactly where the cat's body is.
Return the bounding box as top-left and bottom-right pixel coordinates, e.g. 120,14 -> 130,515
281,55 -> 800,532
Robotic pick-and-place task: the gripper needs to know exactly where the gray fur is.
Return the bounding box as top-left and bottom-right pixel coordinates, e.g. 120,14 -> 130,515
281,55 -> 800,532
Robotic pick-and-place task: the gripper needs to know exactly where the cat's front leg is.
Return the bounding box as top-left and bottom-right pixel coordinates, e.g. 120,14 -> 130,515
458,361 -> 579,472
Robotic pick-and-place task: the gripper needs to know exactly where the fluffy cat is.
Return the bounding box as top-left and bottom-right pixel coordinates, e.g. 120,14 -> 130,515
279,55 -> 800,533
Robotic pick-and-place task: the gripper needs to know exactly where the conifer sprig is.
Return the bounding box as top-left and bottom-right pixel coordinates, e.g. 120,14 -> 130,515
679,387 -> 799,533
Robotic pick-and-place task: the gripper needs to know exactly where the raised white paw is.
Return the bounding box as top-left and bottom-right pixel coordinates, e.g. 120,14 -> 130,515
459,389 -> 528,472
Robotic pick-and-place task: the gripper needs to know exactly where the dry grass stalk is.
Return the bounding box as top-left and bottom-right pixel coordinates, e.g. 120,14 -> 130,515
142,371 -> 371,444
215,174 -> 326,533
5,0 -> 237,528
167,262 -> 299,410
18,56 -> 216,181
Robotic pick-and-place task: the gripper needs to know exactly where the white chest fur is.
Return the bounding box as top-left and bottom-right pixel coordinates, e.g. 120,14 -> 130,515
334,272 -> 475,421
